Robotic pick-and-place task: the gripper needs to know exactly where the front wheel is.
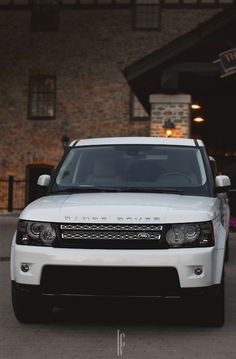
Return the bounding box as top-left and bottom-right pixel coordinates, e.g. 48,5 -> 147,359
11,282 -> 52,323
198,280 -> 225,327
224,235 -> 229,263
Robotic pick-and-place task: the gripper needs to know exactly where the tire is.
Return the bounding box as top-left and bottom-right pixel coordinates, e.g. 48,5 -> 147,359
224,235 -> 229,263
11,282 -> 52,323
199,280 -> 225,327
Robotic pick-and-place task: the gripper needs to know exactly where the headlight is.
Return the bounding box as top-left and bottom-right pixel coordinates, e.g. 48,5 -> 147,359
165,222 -> 214,248
16,220 -> 56,246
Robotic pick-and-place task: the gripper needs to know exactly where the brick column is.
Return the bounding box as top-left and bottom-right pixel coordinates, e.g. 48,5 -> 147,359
149,94 -> 191,138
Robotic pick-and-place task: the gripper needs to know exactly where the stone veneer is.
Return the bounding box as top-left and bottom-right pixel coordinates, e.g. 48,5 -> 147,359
150,94 -> 191,138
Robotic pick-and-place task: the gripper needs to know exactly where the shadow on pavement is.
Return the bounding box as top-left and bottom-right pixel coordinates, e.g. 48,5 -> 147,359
49,297 -> 209,327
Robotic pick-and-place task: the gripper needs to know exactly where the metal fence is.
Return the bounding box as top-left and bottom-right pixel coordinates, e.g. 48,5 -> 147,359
0,176 -> 26,211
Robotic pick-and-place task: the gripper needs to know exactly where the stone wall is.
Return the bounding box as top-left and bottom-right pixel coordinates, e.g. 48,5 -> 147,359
0,8 -> 220,179
150,94 -> 191,138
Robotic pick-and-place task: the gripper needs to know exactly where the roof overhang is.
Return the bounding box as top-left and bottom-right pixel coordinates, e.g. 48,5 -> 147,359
123,8 -> 236,112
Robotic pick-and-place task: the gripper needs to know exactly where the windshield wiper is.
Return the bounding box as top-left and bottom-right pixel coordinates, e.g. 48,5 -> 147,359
115,187 -> 184,194
49,186 -> 184,195
49,186 -> 124,194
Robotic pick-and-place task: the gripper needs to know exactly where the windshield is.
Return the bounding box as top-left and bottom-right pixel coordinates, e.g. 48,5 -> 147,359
50,144 -> 210,196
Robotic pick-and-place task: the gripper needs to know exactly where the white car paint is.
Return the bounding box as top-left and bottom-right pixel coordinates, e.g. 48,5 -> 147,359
10,137 -> 230,299
19,192 -> 220,224
71,136 -> 204,147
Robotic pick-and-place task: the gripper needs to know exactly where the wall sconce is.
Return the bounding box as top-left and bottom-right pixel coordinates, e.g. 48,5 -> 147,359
191,104 -> 201,110
163,119 -> 175,137
61,135 -> 70,151
193,117 -> 204,123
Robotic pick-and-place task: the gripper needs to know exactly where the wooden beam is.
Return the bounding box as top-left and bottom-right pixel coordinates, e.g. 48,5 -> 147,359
161,61 -> 220,91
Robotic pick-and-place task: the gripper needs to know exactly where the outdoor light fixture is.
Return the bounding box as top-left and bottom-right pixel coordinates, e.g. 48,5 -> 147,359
163,119 -> 175,137
191,104 -> 201,110
193,117 -> 204,123
61,135 -> 70,151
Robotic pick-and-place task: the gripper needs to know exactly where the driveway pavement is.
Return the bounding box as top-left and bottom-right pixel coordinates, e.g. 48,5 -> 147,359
1,213 -> 236,359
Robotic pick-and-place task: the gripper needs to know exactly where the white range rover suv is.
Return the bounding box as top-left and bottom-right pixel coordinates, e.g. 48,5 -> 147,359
11,137 -> 231,326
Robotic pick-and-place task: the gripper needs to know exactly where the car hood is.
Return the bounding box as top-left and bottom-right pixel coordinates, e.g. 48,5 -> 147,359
20,192 -> 220,224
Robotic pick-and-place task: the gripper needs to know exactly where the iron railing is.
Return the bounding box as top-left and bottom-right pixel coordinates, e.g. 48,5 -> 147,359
0,176 -> 26,211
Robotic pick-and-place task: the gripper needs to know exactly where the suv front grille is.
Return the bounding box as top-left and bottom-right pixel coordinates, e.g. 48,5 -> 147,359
60,224 -> 163,232
54,223 -> 166,249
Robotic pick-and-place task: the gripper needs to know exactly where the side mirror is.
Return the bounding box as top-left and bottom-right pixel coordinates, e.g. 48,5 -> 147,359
37,174 -> 51,187
215,175 -> 231,193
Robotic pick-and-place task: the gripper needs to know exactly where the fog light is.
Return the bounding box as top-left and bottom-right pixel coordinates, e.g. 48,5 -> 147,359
194,266 -> 203,276
21,263 -> 30,273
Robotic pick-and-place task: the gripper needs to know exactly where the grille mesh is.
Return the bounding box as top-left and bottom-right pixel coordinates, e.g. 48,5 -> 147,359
60,224 -> 163,232
61,230 -> 161,241
56,223 -> 165,248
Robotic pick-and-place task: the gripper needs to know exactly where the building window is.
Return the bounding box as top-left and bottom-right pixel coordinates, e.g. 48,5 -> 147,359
29,76 -> 56,120
130,93 -> 150,121
0,0 -> 235,7
163,0 -> 235,4
31,0 -> 59,32
133,0 -> 161,30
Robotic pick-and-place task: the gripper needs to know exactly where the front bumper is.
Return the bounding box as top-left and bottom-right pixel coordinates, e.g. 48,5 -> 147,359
11,233 -> 224,294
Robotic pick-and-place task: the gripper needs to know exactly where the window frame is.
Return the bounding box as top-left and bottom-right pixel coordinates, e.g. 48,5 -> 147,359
0,0 -> 235,8
28,75 -> 57,121
133,0 -> 162,31
31,1 -> 60,32
162,0 -> 236,8
130,92 -> 150,121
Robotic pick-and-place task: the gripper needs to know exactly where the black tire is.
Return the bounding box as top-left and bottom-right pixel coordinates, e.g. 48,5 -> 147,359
11,282 -> 52,323
224,235 -> 229,263
199,280 -> 225,327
